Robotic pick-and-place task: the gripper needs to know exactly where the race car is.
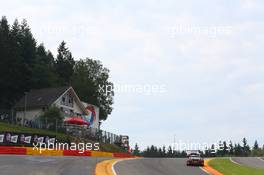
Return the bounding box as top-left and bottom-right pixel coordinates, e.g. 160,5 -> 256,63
186,153 -> 204,166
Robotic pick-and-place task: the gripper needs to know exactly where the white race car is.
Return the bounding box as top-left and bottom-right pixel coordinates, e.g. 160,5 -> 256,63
186,153 -> 204,166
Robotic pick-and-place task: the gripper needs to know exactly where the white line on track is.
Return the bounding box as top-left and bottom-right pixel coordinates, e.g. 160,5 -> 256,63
112,160 -> 122,175
112,158 -> 139,175
257,157 -> 264,162
200,159 -> 211,175
112,159 -> 131,175
200,167 -> 210,175
229,157 -> 241,165
113,158 -> 215,175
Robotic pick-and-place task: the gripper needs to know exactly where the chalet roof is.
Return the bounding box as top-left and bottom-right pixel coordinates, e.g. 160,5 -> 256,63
14,86 -> 70,109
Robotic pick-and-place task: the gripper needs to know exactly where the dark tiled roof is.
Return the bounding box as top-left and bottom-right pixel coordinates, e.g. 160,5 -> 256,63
14,86 -> 70,109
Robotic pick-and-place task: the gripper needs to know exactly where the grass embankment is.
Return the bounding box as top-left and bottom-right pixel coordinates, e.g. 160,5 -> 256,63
209,158 -> 264,175
0,122 -> 126,153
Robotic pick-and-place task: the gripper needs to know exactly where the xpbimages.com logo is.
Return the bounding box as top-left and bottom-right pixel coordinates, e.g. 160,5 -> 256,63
170,140 -> 234,154
99,83 -> 167,96
33,141 -> 100,153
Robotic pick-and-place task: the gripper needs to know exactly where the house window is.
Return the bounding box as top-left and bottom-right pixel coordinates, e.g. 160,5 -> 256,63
68,97 -> 73,107
68,94 -> 73,107
62,97 -> 66,104
70,109 -> 74,116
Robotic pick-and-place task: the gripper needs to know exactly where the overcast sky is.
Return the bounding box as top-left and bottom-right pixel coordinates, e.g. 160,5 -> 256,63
2,0 -> 264,149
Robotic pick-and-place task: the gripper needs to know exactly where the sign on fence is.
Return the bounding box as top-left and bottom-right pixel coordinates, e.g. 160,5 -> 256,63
0,132 -> 56,146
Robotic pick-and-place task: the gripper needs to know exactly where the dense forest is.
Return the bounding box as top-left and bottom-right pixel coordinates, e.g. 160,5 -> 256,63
133,138 -> 264,157
0,16 -> 114,121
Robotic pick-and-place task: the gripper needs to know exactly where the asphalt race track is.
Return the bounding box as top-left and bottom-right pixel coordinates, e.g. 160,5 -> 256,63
7,156 -> 264,175
0,155 -> 109,175
232,157 -> 264,169
115,158 -> 208,175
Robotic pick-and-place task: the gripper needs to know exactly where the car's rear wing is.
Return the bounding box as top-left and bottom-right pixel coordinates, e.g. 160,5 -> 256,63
186,150 -> 200,156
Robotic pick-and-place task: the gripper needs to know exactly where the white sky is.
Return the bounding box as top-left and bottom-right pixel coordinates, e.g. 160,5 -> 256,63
1,0 -> 264,149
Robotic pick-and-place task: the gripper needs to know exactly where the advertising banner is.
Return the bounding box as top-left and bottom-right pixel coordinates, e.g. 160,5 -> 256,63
0,132 -> 56,146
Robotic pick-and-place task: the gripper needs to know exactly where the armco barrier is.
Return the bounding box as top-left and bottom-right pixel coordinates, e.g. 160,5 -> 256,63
113,153 -> 133,158
63,150 -> 91,156
26,147 -> 63,156
0,146 -> 27,155
91,151 -> 113,157
0,146 -> 133,158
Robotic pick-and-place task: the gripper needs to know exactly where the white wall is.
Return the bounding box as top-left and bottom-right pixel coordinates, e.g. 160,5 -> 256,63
54,90 -> 85,117
15,88 -> 87,122
16,109 -> 43,121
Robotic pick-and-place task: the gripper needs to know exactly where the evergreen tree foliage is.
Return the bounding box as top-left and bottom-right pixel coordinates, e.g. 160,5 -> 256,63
0,17 -> 114,121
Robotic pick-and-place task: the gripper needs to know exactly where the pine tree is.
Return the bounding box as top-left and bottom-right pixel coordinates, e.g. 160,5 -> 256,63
10,18 -> 37,101
253,140 -> 259,150
0,17 -> 26,108
32,44 -> 58,88
217,141 -> 224,156
229,141 -> 234,156
252,140 -> 260,156
55,41 -> 75,85
223,141 -> 228,156
204,146 -> 211,157
234,143 -> 242,156
0,16 -> 12,108
242,138 -> 250,156
211,144 -> 216,155
181,151 -> 187,157
20,19 -> 36,66
133,143 -> 140,156
158,147 -> 163,157
162,145 -> 166,157
167,146 -> 173,157
144,146 -> 150,157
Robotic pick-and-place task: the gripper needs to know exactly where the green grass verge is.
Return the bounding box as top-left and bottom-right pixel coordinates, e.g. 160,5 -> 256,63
0,122 -> 126,153
209,158 -> 264,175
